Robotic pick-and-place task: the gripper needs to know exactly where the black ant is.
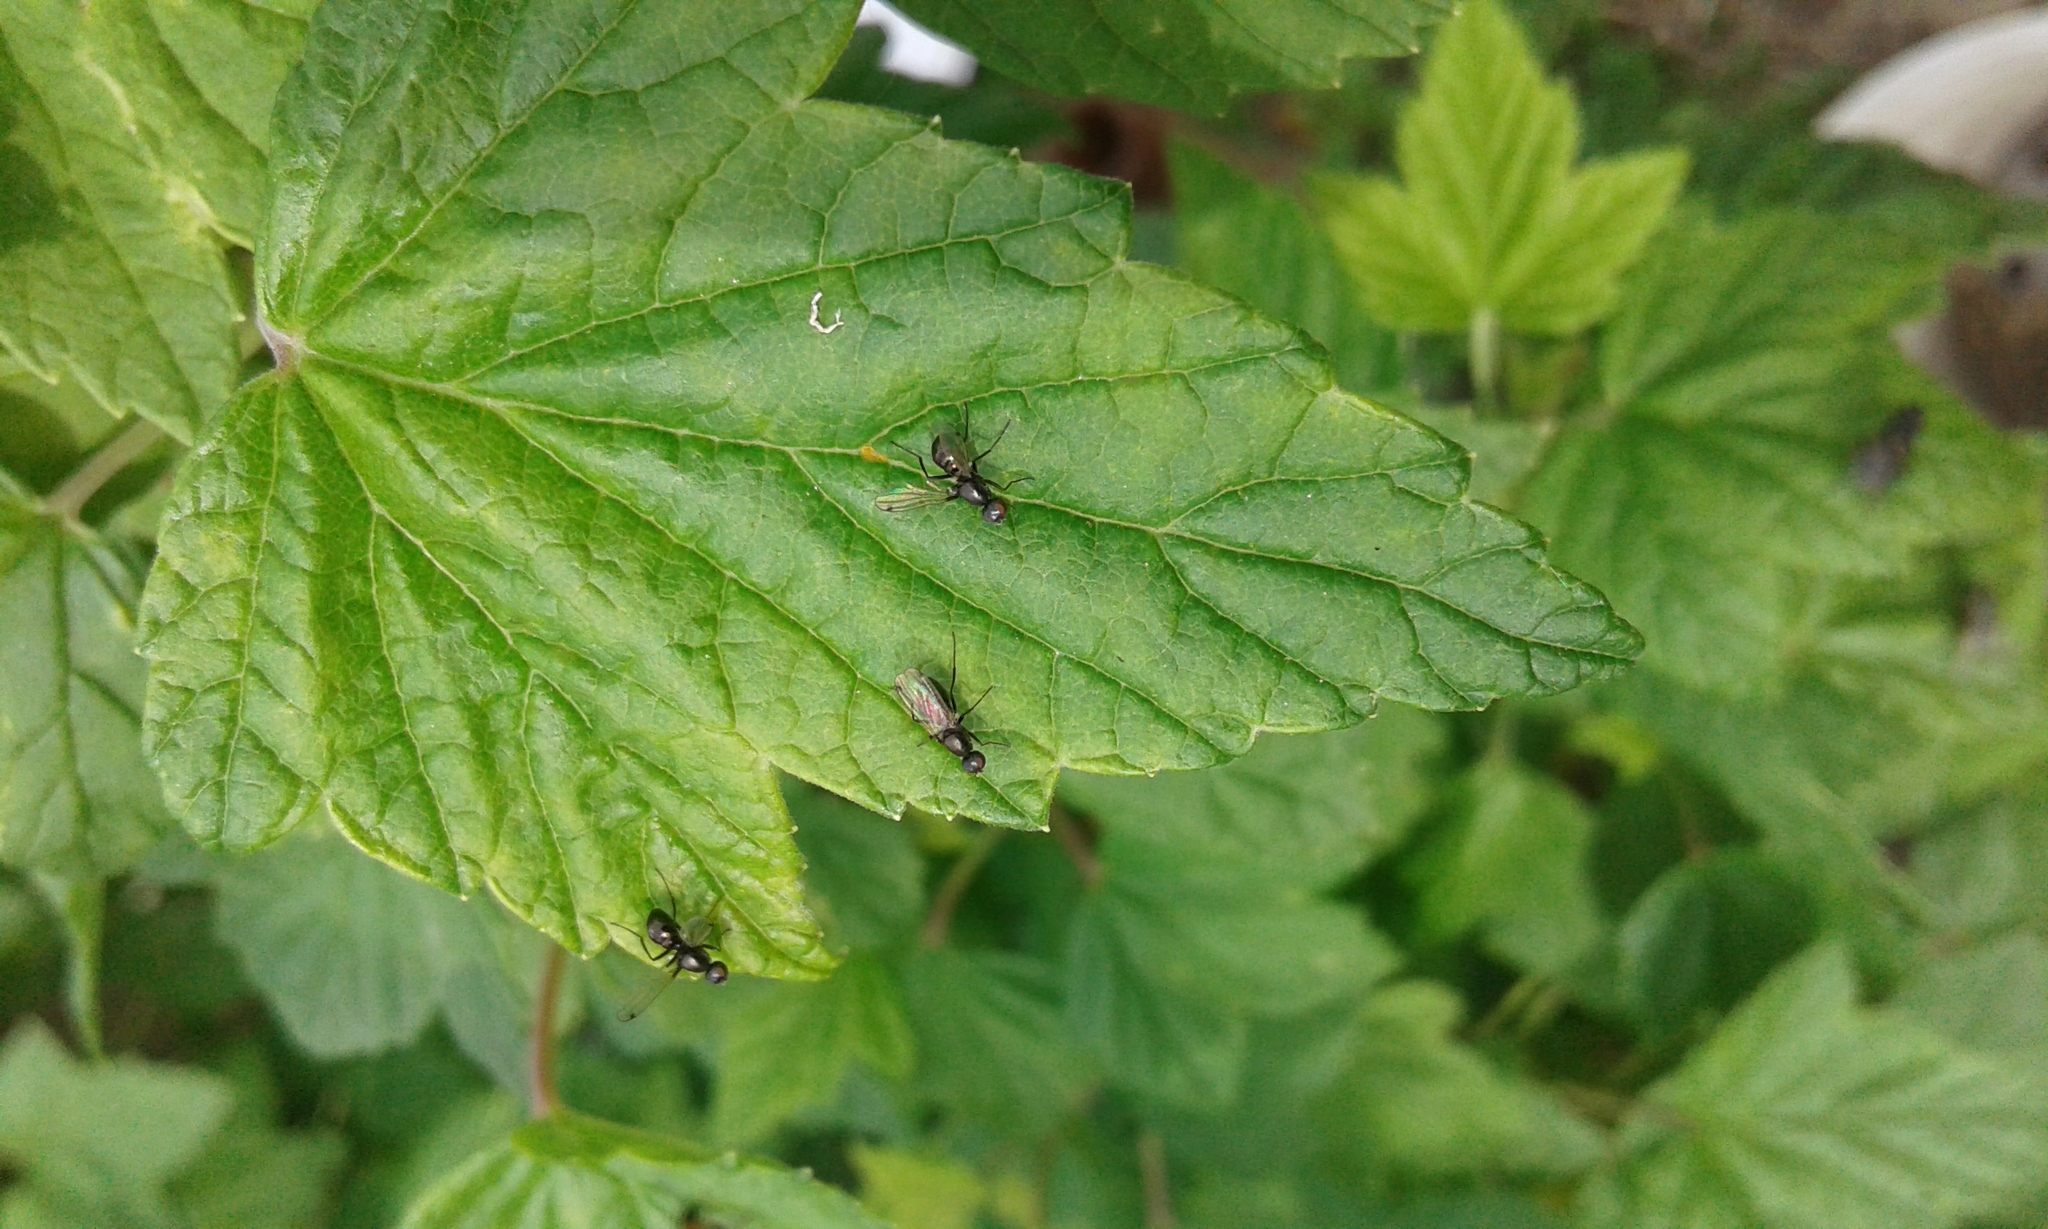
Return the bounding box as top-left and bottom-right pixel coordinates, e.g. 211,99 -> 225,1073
892,632 -> 1003,774
874,408 -> 1030,523
617,881 -> 727,1022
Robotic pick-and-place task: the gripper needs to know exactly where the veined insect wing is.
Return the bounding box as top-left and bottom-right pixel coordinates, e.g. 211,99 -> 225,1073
875,485 -> 950,513
617,964 -> 680,1022
894,668 -> 957,737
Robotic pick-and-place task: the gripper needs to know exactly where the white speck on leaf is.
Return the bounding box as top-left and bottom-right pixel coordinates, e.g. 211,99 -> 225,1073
808,291 -> 845,334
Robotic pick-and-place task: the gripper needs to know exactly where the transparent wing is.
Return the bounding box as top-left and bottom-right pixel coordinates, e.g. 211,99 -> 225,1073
875,484 -> 950,513
893,668 -> 955,737
617,965 -> 680,1023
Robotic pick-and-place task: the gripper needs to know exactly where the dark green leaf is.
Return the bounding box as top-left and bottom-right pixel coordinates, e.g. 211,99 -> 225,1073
902,946 -> 1091,1134
1406,753 -> 1603,977
890,0 -> 1451,114
710,955 -> 913,1145
140,0 -> 1636,977
1312,981 -> 1604,1179
1615,848 -> 1815,1039
398,1111 -> 888,1229
1586,944 -> 2048,1229
787,780 -> 924,953
0,1020 -> 230,1226
1313,0 -> 1686,336
816,26 -> 1064,152
0,490 -> 169,875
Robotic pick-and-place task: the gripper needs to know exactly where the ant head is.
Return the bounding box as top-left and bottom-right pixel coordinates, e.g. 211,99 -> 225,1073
981,500 -> 1007,524
646,909 -> 682,946
960,750 -> 987,775
704,961 -> 730,984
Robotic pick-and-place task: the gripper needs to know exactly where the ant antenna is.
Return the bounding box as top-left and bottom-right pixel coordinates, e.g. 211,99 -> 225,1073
975,418 -> 1011,463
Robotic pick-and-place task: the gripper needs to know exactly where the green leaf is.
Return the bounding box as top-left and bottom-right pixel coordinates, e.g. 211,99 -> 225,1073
1586,943 -> 2048,1229
889,0 -> 1451,114
167,1043 -> 348,1229
398,1111 -> 888,1229
1059,708 -> 1445,892
786,780 -> 924,953
710,955 -> 913,1145
0,490 -> 170,875
901,946 -> 1091,1135
1406,753 -> 1603,977
212,822 -> 561,1082
0,1019 -> 231,1226
1312,981 -> 1604,1179
1169,141 -> 1399,395
852,1145 -> 985,1229
1312,0 -> 1686,336
1894,931 -> 2048,1058
139,0 -> 1637,975
816,27 -> 1065,153
1615,849 -> 1815,1040
1522,213 -> 2040,695
0,0 -> 245,441
75,0 -> 309,245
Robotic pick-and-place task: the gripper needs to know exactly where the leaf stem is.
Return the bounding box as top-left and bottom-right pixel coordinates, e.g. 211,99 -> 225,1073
1049,807 -> 1102,890
920,827 -> 1005,949
1469,307 -> 1503,414
30,874 -> 104,1059
527,942 -> 568,1118
1137,1129 -> 1174,1229
44,419 -> 163,523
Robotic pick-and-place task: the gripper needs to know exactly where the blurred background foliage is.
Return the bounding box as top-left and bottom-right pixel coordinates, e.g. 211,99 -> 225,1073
7,0 -> 2048,1226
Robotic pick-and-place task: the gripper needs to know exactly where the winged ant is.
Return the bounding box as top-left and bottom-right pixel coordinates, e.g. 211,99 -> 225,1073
875,406 -> 1030,523
894,634 -> 1001,775
616,875 -> 727,1022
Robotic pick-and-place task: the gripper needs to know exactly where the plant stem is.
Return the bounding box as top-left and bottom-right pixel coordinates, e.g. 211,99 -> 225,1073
527,942 -> 568,1119
1468,307 -> 1502,414
1049,807 -> 1102,889
30,874 -> 104,1059
1137,1130 -> 1174,1229
920,827 -> 1005,949
44,419 -> 163,522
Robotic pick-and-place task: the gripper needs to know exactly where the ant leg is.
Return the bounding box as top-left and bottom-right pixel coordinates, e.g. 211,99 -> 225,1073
890,440 -> 939,487
990,473 -> 1034,491
974,418 -> 1011,464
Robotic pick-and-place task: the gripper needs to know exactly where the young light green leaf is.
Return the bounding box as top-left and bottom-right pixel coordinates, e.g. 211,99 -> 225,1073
852,1145 -> 986,1229
0,491 -> 170,876
1312,0 -> 1686,336
710,956 -> 913,1145
1405,754 -> 1604,978
398,1111 -> 889,1229
1059,707 -> 1445,892
1586,943 -> 2048,1229
902,947 -> 1092,1135
890,0 -> 1451,114
1312,981 -> 1604,1179
1169,141 -> 1400,395
0,1 -> 242,442
0,1020 -> 231,1227
140,0 -> 1639,975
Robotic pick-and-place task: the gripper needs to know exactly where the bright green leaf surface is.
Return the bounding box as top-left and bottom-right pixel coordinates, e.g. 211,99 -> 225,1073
0,0 -> 244,442
890,0 -> 1451,114
1170,141 -> 1400,395
1407,753 -> 1603,977
398,1111 -> 888,1229
1587,944 -> 2048,1229
0,488 -> 170,875
1313,0 -> 1686,336
1313,981 -> 1604,1179
0,1020 -> 231,1226
139,0 -> 1638,976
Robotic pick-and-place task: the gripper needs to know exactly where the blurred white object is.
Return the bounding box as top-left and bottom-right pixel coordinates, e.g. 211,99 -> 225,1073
1815,6 -> 2048,200
857,1 -> 977,86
